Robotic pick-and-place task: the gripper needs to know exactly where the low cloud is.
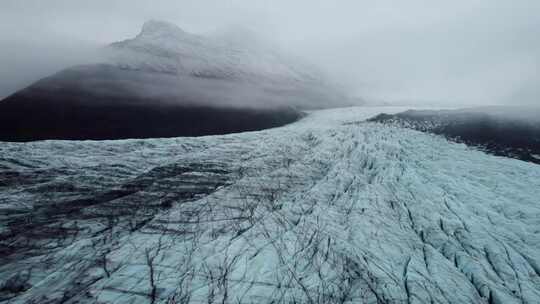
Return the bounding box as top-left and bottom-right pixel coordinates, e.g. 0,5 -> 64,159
1,0 -> 539,106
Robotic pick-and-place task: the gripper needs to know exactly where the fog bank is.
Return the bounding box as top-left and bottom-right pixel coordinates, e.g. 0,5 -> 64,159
1,0 -> 539,106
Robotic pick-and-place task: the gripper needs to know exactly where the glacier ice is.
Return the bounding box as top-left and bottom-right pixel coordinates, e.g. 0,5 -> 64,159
1,107 -> 539,303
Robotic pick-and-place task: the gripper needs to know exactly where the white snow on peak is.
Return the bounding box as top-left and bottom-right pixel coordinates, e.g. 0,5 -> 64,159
139,20 -> 187,38
105,20 -> 330,85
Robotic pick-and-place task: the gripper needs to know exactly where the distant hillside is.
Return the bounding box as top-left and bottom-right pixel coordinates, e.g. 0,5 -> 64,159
370,106 -> 540,164
0,20 -> 346,141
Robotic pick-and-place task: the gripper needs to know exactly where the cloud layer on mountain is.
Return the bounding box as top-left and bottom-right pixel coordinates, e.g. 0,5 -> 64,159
1,0 -> 539,106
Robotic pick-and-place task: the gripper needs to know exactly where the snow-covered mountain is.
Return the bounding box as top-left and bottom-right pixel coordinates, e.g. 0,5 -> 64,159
0,20 -> 349,141
106,20 -> 328,85
99,19 -> 345,109
1,107 -> 539,303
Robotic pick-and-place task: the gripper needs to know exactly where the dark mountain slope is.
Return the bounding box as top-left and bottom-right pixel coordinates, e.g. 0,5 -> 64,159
370,106 -> 540,164
0,65 -> 301,141
0,21 -> 343,141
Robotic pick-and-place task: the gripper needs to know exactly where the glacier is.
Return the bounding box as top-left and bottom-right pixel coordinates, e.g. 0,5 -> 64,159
1,107 -> 540,303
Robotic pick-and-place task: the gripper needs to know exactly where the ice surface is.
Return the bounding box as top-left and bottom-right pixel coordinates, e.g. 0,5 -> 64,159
1,107 -> 539,303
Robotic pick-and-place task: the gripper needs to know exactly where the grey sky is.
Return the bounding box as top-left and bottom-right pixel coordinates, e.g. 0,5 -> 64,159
1,0 -> 539,105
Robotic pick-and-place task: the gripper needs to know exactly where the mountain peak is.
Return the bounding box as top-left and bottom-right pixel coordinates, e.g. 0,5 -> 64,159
139,20 -> 186,37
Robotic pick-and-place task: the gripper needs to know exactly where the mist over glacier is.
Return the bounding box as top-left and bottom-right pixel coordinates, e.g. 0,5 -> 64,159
1,0 -> 540,106
1,1 -> 540,304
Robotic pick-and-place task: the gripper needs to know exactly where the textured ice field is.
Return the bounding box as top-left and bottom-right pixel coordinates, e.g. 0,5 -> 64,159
1,107 -> 539,303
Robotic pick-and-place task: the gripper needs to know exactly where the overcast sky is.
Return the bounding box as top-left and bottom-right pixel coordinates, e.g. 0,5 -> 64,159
1,0 -> 539,105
